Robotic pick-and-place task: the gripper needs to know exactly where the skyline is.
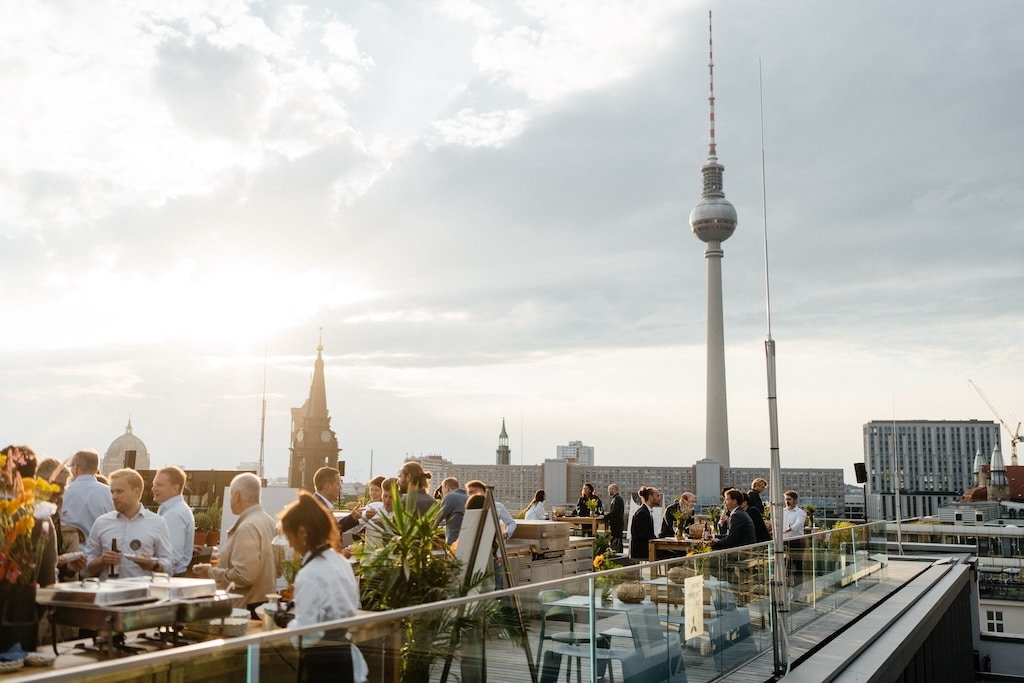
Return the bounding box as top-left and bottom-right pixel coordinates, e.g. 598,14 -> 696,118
2,2 -> 1023,486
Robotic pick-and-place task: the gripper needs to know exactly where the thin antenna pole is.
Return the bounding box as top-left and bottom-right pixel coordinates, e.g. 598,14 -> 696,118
707,10 -> 717,160
760,59 -> 772,339
258,347 -> 268,481
892,401 -> 904,553
758,60 -> 789,676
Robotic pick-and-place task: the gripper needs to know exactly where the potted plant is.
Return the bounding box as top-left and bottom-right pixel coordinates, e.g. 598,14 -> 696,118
205,500 -> 222,546
353,485 -> 510,682
192,511 -> 211,547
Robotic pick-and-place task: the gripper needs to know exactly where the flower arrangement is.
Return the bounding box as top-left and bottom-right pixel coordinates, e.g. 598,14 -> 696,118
706,506 -> 721,534
685,542 -> 712,557
592,553 -> 620,603
0,448 -> 61,585
585,498 -> 599,516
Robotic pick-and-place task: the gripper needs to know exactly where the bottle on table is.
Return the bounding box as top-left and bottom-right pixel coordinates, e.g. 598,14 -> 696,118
109,539 -> 120,578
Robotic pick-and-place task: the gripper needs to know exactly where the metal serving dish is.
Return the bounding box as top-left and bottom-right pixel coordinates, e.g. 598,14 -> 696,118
36,579 -> 151,607
48,599 -> 180,633
113,575 -> 218,601
174,592 -> 240,622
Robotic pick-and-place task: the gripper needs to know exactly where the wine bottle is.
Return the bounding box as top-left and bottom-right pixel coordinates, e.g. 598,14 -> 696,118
110,539 -> 120,578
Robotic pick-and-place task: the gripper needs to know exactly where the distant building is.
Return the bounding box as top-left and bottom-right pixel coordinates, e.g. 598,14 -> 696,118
407,454 -> 844,516
102,419 -> 151,474
556,440 -> 594,466
288,338 -> 341,490
889,501 -> 1024,674
864,419 -> 1001,520
495,419 -> 511,465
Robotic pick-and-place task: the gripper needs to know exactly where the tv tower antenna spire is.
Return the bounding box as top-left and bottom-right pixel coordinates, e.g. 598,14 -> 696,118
690,9 -> 737,467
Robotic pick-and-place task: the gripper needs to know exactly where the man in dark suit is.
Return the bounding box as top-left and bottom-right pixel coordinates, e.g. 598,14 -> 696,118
712,489 -> 755,550
312,466 -> 365,536
746,478 -> 768,519
744,494 -> 771,543
628,486 -> 661,560
659,492 -> 696,538
606,484 -> 625,552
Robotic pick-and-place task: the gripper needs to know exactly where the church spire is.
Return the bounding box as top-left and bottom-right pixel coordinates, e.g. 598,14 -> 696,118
496,418 -> 511,465
288,333 -> 340,489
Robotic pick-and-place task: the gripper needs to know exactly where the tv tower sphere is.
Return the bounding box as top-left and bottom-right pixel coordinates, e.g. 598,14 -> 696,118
690,10 -> 736,468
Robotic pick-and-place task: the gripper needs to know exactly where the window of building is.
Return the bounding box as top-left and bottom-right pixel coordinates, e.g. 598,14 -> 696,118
986,610 -> 1004,633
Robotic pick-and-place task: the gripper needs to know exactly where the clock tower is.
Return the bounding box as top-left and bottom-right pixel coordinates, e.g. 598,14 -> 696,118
288,335 -> 341,490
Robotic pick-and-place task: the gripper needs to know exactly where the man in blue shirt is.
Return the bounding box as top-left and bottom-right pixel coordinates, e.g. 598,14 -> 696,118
152,466 -> 196,576
61,449 -> 113,549
438,477 -> 468,545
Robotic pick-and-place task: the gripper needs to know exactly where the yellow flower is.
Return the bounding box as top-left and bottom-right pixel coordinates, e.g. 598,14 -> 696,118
593,554 -> 605,570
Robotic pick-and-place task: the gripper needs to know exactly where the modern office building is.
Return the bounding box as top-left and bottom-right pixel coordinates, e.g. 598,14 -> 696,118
887,501 -> 1024,676
555,440 -> 594,466
864,419 -> 1000,521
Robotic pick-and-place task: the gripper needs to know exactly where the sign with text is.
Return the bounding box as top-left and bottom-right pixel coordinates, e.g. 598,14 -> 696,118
684,574 -> 704,640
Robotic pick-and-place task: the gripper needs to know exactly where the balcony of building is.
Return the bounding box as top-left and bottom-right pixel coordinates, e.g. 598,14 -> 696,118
18,521 -> 985,683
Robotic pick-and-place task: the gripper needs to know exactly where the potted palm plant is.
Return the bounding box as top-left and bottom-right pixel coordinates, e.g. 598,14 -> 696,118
353,486 -> 511,682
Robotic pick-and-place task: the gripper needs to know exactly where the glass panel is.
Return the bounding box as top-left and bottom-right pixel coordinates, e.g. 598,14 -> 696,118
30,521 -> 889,683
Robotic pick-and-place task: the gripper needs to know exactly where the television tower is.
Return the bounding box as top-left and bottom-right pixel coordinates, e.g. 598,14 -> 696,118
689,11 -> 737,467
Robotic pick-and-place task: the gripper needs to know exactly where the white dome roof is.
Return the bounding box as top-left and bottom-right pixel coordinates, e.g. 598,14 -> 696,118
102,420 -> 151,474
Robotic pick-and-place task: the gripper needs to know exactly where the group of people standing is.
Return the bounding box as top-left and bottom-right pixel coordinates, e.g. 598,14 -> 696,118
609,477 -> 809,560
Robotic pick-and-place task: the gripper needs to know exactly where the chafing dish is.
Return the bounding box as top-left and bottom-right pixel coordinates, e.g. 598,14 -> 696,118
47,599 -> 180,633
113,575 -> 218,601
36,578 -> 151,607
174,591 -> 239,622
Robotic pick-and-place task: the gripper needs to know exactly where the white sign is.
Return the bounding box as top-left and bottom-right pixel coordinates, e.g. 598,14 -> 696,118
684,574 -> 704,641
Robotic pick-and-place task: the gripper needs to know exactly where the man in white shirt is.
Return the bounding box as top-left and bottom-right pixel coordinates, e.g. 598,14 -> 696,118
84,468 -> 174,578
782,489 -> 808,582
152,466 -> 196,576
782,490 -> 807,539
61,449 -> 113,550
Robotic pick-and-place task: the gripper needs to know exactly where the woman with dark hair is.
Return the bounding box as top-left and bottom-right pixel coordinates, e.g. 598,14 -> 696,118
279,493 -> 367,682
524,489 -> 547,520
571,482 -> 604,518
397,461 -> 435,515
628,486 -> 661,560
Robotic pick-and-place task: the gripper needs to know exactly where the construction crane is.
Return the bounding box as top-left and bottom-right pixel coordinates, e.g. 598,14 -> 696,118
968,379 -> 1022,466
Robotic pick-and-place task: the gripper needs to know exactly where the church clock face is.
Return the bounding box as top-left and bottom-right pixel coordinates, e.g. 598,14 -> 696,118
320,430 -> 332,443
296,430 -> 304,442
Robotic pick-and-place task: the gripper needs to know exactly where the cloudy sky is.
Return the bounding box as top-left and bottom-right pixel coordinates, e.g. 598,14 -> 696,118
2,1 -> 1022,486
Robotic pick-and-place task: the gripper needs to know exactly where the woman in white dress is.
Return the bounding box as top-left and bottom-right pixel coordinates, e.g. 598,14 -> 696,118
524,489 -> 547,521
279,493 -> 368,683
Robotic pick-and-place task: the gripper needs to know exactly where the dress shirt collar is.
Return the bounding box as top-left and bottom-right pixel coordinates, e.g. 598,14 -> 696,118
158,494 -> 185,515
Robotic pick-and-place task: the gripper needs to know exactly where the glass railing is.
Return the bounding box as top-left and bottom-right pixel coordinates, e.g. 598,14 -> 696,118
23,521 -> 889,683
